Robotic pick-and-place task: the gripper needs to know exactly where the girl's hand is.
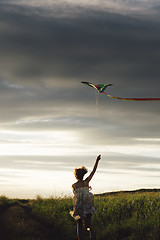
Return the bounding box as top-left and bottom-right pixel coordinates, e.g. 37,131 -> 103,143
97,155 -> 101,161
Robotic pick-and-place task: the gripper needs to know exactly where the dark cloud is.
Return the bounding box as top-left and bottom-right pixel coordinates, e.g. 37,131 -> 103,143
0,2 -> 160,87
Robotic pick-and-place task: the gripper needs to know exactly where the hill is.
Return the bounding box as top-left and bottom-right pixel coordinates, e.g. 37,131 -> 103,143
96,188 -> 160,196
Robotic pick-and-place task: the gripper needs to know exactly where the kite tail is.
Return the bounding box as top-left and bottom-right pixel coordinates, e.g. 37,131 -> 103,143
102,92 -> 160,101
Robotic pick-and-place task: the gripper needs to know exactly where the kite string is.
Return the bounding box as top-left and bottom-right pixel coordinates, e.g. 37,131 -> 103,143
95,89 -> 100,121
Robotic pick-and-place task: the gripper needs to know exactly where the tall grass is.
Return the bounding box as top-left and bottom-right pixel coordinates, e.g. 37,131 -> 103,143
1,191 -> 160,239
31,192 -> 160,240
93,192 -> 160,239
31,196 -> 76,240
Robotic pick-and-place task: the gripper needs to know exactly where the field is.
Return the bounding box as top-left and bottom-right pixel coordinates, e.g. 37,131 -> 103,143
0,189 -> 160,240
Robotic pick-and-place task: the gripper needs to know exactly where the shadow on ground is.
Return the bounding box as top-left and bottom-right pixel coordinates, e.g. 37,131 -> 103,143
0,202 -> 64,240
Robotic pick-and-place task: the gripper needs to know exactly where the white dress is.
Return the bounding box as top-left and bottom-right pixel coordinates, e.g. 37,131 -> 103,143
70,186 -> 95,220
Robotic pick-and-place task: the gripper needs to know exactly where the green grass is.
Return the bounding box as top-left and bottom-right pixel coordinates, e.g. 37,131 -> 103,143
1,190 -> 160,239
93,192 -> 160,240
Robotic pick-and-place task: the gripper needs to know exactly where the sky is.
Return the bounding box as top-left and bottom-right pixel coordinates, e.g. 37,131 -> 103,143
0,0 -> 160,198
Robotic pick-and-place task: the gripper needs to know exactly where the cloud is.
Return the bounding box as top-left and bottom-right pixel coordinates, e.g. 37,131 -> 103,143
1,4 -> 160,88
3,0 -> 160,18
0,1 -> 160,146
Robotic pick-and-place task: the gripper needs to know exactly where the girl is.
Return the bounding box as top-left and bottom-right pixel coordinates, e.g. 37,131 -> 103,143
70,155 -> 101,240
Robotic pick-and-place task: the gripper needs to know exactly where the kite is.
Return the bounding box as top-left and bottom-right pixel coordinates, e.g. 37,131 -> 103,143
81,82 -> 160,101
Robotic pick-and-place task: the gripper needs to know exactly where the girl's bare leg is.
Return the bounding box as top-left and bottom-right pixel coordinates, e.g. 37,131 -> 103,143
77,218 -> 83,240
84,214 -> 93,239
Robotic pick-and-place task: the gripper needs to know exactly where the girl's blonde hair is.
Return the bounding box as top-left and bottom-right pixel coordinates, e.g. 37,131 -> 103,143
74,166 -> 88,180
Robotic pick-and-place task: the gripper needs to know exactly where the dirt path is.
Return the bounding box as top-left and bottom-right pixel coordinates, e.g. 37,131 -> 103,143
0,204 -> 63,240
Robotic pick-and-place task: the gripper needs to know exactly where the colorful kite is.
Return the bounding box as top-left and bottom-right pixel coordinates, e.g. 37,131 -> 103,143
81,82 -> 160,101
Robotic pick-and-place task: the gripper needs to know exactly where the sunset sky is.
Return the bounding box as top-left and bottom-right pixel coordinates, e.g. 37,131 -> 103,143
0,0 -> 160,198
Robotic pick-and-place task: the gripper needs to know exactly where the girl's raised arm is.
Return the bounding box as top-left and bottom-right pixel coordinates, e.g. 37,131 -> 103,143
85,155 -> 101,183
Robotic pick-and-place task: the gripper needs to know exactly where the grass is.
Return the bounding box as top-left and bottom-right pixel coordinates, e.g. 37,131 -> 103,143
1,189 -> 160,239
